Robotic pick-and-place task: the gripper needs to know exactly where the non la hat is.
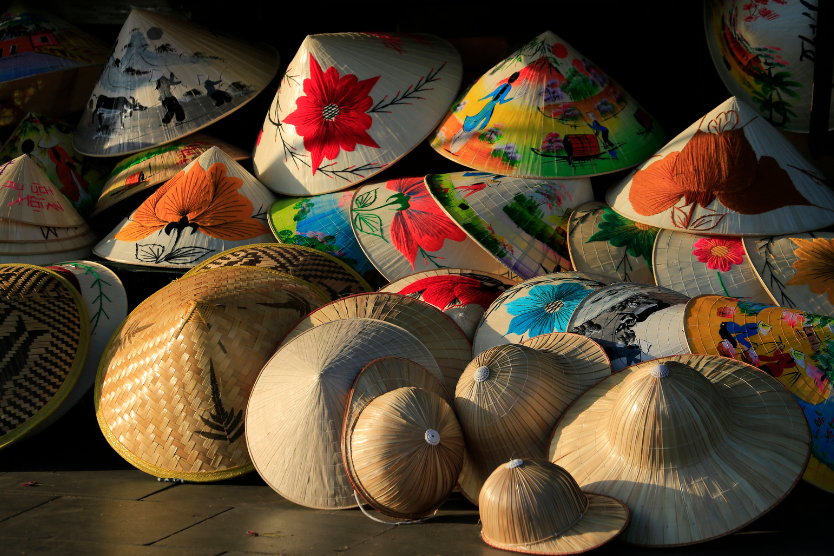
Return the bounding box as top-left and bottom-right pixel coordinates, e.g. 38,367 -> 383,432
0,155 -> 86,228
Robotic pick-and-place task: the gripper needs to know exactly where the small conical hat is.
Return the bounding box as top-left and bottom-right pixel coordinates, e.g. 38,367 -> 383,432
430,30 -> 665,179
345,387 -> 464,520
0,218 -> 92,243
94,147 -> 276,269
92,133 -> 249,216
73,9 -> 279,157
606,97 -> 834,235
472,272 -> 611,357
0,264 -> 90,450
252,32 -> 462,196
95,266 -> 328,481
425,173 -> 594,278
351,177 -> 507,282
521,332 -> 611,377
0,156 -> 85,227
246,318 -> 442,510
0,227 -> 97,255
550,355 -> 810,546
479,459 -> 629,555
380,269 -> 520,340
0,245 -> 94,266
567,201 -> 658,284
653,229 -> 772,303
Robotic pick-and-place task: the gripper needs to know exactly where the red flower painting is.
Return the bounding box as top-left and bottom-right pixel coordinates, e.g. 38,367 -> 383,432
692,236 -> 744,272
399,275 -> 502,311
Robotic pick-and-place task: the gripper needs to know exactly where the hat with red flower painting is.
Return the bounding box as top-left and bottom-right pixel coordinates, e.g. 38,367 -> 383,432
252,33 -> 462,196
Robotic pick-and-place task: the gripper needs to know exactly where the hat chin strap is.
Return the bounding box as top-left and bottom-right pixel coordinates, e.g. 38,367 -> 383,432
354,490 -> 439,526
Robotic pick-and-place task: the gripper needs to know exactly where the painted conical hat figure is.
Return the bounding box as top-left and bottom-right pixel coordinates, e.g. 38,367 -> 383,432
425,172 -> 594,278
94,147 -> 276,269
73,9 -> 279,157
705,0 -> 832,133
550,355 -> 811,546
684,295 -> 834,492
430,30 -> 665,178
606,97 -> 834,235
0,155 -> 85,227
252,32 -> 462,196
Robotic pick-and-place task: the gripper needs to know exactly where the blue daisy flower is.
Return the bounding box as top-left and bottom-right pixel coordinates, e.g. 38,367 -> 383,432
505,282 -> 591,338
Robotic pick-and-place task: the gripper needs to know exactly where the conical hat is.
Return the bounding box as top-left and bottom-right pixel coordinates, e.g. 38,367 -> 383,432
0,245 -> 94,266
605,97 -> 834,235
472,272 -> 611,357
252,32 -> 462,196
744,233 -> 834,317
550,355 -> 810,546
380,269 -> 520,340
0,155 -> 85,227
479,459 -> 629,555
425,173 -> 594,278
268,188 -> 377,278
429,30 -> 665,179
351,177 -> 508,281
705,0 -> 832,133
521,332 -> 612,377
0,264 -> 90,450
455,343 -> 607,504
280,293 -> 470,390
72,9 -> 278,157
683,295 -> 834,492
246,318 -> 442,510
0,228 -> 97,255
567,201 -> 658,284
0,218 -> 92,243
92,133 -> 249,216
94,147 -> 276,269
95,266 -> 328,481
344,387 -> 464,520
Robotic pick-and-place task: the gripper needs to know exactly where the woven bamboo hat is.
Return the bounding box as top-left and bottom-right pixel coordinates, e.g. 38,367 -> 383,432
0,218 -> 92,243
472,272 -> 611,357
605,97 -> 834,235
521,332 -> 611,377
0,264 -> 90,450
425,173 -> 594,279
0,155 -> 85,227
653,229 -> 772,303
95,266 -> 327,481
351,177 -> 507,282
455,343 -> 609,504
280,292 -> 470,390
380,269 -> 520,340
345,386 -> 465,520
550,354 -> 810,546
92,133 -> 249,216
73,9 -> 279,157
479,459 -> 629,555
252,32 -> 462,196
94,147 -> 276,269
567,201 -> 658,284
246,318 -> 442,510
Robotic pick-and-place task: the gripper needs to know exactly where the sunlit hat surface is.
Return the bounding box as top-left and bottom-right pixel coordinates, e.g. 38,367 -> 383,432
0,155 -> 85,227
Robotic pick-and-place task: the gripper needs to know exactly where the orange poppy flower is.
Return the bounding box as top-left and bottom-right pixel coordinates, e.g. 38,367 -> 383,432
786,237 -> 834,304
115,161 -> 269,242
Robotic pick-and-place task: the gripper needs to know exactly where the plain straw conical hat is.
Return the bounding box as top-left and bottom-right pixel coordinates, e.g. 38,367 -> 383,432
550,355 -> 811,546
94,147 -> 276,269
605,97 -> 834,235
0,226 -> 97,255
380,269 -> 520,340
425,173 -> 593,278
429,30 -> 665,179
0,245 -> 94,266
472,272 -> 611,357
95,266 -> 328,481
479,459 -> 629,555
351,177 -> 507,281
0,155 -> 86,227
73,9 -> 279,157
521,332 -> 611,377
0,218 -> 92,243
252,32 -> 462,196
0,264 -> 90,450
345,386 -> 465,520
246,317 -> 442,510
567,201 -> 658,284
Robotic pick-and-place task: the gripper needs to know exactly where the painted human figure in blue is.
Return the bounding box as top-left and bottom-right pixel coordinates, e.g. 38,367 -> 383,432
462,72 -> 520,132
587,112 -> 614,149
719,322 -> 761,350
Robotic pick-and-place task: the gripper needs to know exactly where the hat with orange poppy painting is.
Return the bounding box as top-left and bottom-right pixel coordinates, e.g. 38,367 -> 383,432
605,97 -> 834,236
94,147 -> 276,269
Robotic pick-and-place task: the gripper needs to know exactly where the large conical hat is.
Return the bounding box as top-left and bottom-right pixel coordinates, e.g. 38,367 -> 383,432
73,9 -> 279,157
425,172 -> 594,278
252,32 -> 462,196
429,30 -> 665,179
94,147 -> 276,269
0,155 -> 86,227
521,332 -> 612,377
550,355 -> 810,546
246,318 -> 442,510
606,97 -> 834,235
0,227 -> 97,255
0,218 -> 92,243
705,0 -> 832,133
